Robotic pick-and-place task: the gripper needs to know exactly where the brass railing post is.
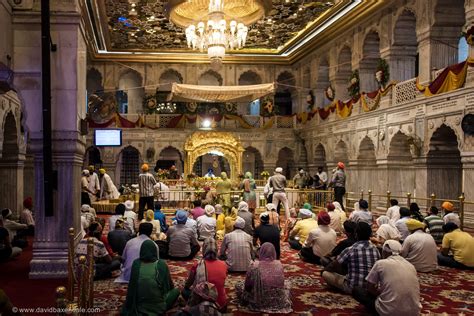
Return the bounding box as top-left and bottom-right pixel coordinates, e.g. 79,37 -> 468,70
406,192 -> 411,207
86,238 -> 95,310
78,255 -> 87,312
67,227 -> 75,302
459,193 -> 465,230
368,190 -> 372,212
430,193 -> 436,208
386,191 -> 391,209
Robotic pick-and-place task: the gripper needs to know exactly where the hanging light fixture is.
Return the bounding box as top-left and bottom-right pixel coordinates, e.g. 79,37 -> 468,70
166,0 -> 271,66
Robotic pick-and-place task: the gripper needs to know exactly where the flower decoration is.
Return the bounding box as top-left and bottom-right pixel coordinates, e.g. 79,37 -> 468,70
157,168 -> 170,180
347,70 -> 360,99
325,85 -> 335,101
375,58 -> 390,89
261,96 -> 275,117
143,95 -> 157,113
462,25 -> 474,45
306,90 -> 315,111
260,170 -> 270,179
186,102 -> 198,113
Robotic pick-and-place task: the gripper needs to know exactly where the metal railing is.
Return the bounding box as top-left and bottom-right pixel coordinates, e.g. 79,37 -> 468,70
345,190 -> 472,230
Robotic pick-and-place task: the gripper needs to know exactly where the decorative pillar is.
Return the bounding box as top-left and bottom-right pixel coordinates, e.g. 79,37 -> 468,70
381,46 -> 417,82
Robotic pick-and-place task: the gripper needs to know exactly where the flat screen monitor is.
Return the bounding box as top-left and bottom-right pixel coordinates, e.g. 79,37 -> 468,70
94,129 -> 122,147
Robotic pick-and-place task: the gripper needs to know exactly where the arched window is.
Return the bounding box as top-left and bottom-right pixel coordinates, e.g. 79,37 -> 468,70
120,146 -> 140,185
458,37 -> 469,62
118,70 -> 144,114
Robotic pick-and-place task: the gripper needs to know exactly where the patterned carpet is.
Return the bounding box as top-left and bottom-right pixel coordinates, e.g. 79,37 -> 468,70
92,241 -> 474,315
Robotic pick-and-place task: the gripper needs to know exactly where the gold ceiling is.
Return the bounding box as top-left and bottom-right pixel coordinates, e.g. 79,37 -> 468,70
83,0 -> 385,63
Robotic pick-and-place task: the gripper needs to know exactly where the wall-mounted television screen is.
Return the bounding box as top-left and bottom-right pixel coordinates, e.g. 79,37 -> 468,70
94,129 -> 122,147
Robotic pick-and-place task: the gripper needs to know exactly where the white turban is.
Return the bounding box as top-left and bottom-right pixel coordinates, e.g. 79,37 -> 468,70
238,201 -> 249,212
81,204 -> 90,213
299,208 -> 313,219
275,167 -> 283,173
205,204 -> 215,216
124,200 -> 135,211
383,240 -> 402,255
234,216 -> 246,229
82,170 -> 90,176
265,203 -> 276,212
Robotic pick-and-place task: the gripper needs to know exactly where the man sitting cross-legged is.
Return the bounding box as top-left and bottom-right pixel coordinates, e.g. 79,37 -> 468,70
322,222 -> 380,294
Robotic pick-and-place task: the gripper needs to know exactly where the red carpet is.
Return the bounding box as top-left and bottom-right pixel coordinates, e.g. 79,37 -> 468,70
2,231 -> 473,315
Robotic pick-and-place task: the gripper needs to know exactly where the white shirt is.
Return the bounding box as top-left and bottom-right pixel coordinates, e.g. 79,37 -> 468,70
367,255 -> 421,316
328,211 -> 342,233
316,171 -> 328,184
109,215 -> 135,234
395,217 -> 410,241
115,234 -> 154,283
197,215 -> 217,240
88,172 -> 100,193
443,213 -> 461,227
349,210 -> 373,225
401,230 -> 438,272
386,205 -> 400,224
304,225 -> 337,257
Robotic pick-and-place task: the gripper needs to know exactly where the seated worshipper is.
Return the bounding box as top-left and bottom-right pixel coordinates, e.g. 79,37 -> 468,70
235,243 -> 292,313
153,202 -> 168,233
288,208 -> 317,250
1,208 -> 27,249
75,223 -> 121,280
215,204 -> 226,240
401,219 -> 437,272
140,209 -> 163,241
333,201 -> 347,224
352,240 -> 421,316
124,200 -> 137,229
20,197 -> 35,236
424,206 -> 444,244
121,240 -> 179,316
191,200 -> 205,220
197,205 -> 217,240
204,168 -> 216,178
370,215 -> 401,247
322,222 -> 381,294
224,205 -> 238,235
81,204 -> 95,228
179,282 -> 223,316
95,218 -> 114,256
183,238 -> 228,310
300,211 -> 336,265
441,201 -> 461,227
321,221 -> 357,267
395,207 -> 411,242
254,212 -> 281,259
410,202 -> 424,222
326,202 -> 342,234
349,199 -> 372,225
283,207 -> 300,242
437,222 -> 474,269
385,199 -> 400,223
107,217 -> 133,256
167,210 -> 201,260
109,203 -> 134,235
81,169 -> 92,206
237,201 -> 254,236
265,203 -> 280,228
172,209 -> 199,239
219,217 -> 255,272
115,222 -> 155,283
0,215 -> 22,261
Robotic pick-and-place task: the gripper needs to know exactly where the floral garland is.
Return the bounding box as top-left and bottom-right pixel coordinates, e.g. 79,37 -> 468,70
143,95 -> 157,114
376,58 -> 390,88
325,85 -> 335,101
347,70 -> 360,99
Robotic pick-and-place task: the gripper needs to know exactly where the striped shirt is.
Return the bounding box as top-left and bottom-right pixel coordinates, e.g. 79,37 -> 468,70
219,229 -> 254,272
337,240 -> 380,290
138,172 -> 157,197
424,214 -> 444,243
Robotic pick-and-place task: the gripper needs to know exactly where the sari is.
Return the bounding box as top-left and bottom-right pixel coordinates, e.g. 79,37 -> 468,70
240,172 -> 257,210
224,207 -> 238,235
121,240 -> 179,315
333,201 -> 347,223
236,243 -> 292,313
215,205 -> 226,240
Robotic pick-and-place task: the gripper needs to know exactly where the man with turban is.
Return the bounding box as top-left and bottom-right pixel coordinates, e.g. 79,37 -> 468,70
288,208 -> 318,250
87,165 -> 100,202
441,201 -> 461,227
167,210 -> 200,260
254,212 -> 281,259
197,205 -> 217,240
401,219 -> 437,272
99,168 -> 120,200
138,163 -> 157,221
219,216 -> 254,272
20,197 -> 35,236
352,240 -> 421,316
329,162 -> 346,210
269,167 -> 290,228
300,211 -> 336,264
81,169 -> 92,206
437,222 -> 474,269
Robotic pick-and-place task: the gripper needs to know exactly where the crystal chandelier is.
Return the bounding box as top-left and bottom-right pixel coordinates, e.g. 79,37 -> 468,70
166,0 -> 271,66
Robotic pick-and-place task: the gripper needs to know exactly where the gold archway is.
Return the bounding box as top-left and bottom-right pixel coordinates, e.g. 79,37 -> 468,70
184,131 -> 244,179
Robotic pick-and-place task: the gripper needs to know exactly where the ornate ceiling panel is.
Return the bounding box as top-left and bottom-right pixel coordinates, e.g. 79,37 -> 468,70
104,0 -> 334,51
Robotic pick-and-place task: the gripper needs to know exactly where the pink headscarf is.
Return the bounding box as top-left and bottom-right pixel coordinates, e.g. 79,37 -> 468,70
259,242 -> 277,261
256,243 -> 284,288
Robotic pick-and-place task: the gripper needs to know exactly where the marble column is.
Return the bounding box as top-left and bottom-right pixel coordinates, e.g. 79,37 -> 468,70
461,153 -> 474,227
381,46 -> 417,82
0,155 -> 25,215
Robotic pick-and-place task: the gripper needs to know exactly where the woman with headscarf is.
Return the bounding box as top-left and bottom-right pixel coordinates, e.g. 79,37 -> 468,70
237,201 -> 254,236
183,238 -> 228,310
333,201 -> 347,224
197,205 -> 217,240
215,204 -> 226,240
236,243 -> 292,313
140,209 -> 162,241
122,240 -> 179,315
224,205 -> 238,235
371,215 -> 401,246
283,207 -> 300,242
240,172 -> 257,213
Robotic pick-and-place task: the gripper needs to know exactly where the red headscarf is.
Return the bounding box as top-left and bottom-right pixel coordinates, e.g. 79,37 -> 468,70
23,197 -> 33,209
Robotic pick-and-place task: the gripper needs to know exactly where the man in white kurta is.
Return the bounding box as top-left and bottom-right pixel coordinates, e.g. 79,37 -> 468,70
88,165 -> 101,202
99,168 -> 120,200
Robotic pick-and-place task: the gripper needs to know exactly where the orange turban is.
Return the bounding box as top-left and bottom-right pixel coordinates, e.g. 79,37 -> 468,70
337,162 -> 345,169
141,164 -> 149,172
441,201 -> 454,212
